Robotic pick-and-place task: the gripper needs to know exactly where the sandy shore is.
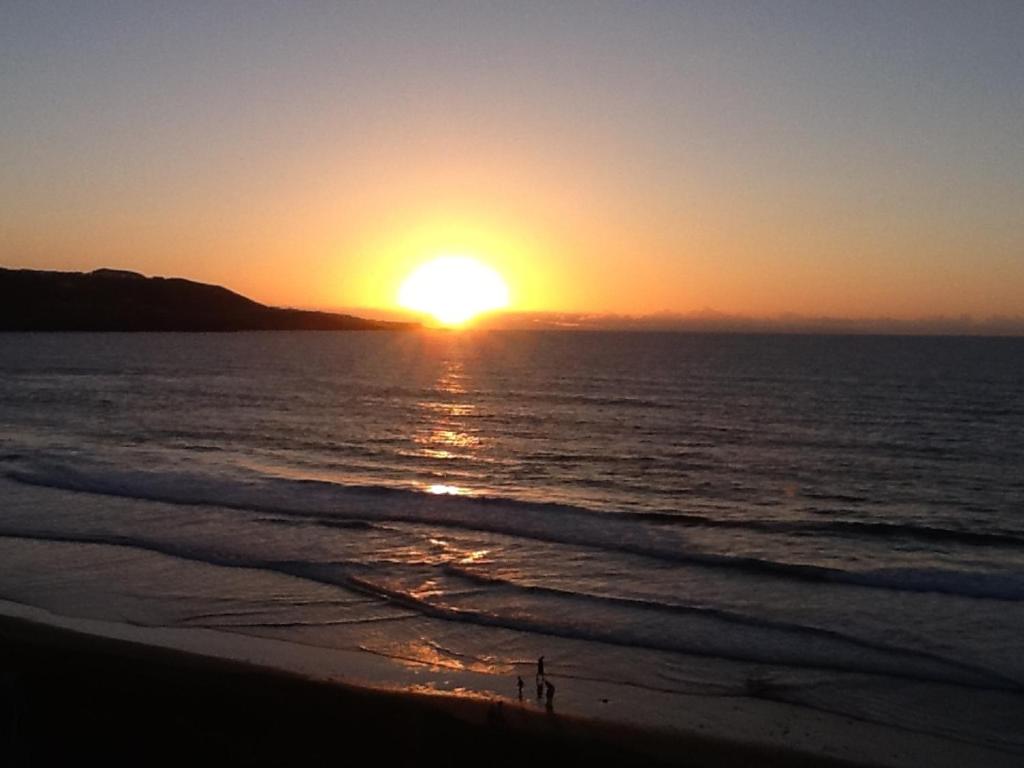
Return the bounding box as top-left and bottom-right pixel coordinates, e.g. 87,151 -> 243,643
0,614 -> 875,768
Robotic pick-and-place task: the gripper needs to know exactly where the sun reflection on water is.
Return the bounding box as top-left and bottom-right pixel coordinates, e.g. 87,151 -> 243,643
369,640 -> 513,675
418,401 -> 476,418
413,355 -> 485,494
426,483 -> 465,495
458,548 -> 489,564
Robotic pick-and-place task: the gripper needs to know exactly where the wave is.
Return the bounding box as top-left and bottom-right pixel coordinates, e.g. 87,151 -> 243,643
0,526 -> 1017,692
434,563 -> 1014,685
513,391 -> 674,410
5,456 -> 1024,602
628,510 -> 1024,548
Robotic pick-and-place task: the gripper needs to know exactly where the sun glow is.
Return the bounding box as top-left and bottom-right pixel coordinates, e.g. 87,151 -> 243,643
398,255 -> 510,326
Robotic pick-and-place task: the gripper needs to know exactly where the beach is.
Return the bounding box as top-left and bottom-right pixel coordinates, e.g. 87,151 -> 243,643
4,604 -> 1022,768
0,611 -> 873,768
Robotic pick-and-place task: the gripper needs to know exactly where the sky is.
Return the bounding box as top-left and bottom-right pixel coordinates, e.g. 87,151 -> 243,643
2,1 -> 1023,322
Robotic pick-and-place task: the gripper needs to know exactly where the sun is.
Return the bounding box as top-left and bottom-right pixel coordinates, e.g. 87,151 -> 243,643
398,255 -> 510,326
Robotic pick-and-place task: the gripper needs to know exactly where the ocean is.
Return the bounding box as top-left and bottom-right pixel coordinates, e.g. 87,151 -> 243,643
1,331 -> 1022,759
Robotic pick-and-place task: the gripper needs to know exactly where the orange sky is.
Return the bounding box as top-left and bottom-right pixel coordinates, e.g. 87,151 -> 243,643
2,4 -> 1023,322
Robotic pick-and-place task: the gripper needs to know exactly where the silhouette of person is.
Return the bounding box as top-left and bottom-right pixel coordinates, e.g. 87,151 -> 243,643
517,676 -> 524,700
537,655 -> 545,678
544,679 -> 555,711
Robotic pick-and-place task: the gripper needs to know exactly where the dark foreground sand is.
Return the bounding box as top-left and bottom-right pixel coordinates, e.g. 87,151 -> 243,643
0,615 -> 865,767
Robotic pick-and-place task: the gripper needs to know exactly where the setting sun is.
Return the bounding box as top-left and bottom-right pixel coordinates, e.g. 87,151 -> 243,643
398,256 -> 510,326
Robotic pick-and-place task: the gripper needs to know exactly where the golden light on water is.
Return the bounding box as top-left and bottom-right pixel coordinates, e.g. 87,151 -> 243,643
398,255 -> 510,327
426,483 -> 465,496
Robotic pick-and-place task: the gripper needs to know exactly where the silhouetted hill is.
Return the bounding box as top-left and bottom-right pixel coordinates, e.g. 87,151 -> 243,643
0,268 -> 417,332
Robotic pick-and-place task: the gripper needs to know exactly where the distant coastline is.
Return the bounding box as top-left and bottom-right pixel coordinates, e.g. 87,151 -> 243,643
0,268 -> 418,332
467,310 -> 1024,337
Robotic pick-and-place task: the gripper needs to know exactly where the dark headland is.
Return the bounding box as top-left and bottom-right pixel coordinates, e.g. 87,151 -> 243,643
0,267 -> 417,332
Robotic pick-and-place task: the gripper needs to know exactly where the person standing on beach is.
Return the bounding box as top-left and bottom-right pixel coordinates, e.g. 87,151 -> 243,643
544,679 -> 556,711
536,655 -> 546,700
517,676 -> 524,700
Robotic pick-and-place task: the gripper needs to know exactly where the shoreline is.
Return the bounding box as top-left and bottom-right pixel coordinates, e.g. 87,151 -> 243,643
0,612 -> 870,767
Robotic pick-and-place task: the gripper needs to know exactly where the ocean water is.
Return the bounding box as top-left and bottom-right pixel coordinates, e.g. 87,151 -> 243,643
1,331 -> 1023,758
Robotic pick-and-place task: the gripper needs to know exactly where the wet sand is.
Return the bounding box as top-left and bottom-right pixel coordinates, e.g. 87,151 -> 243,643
0,614 -> 869,767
